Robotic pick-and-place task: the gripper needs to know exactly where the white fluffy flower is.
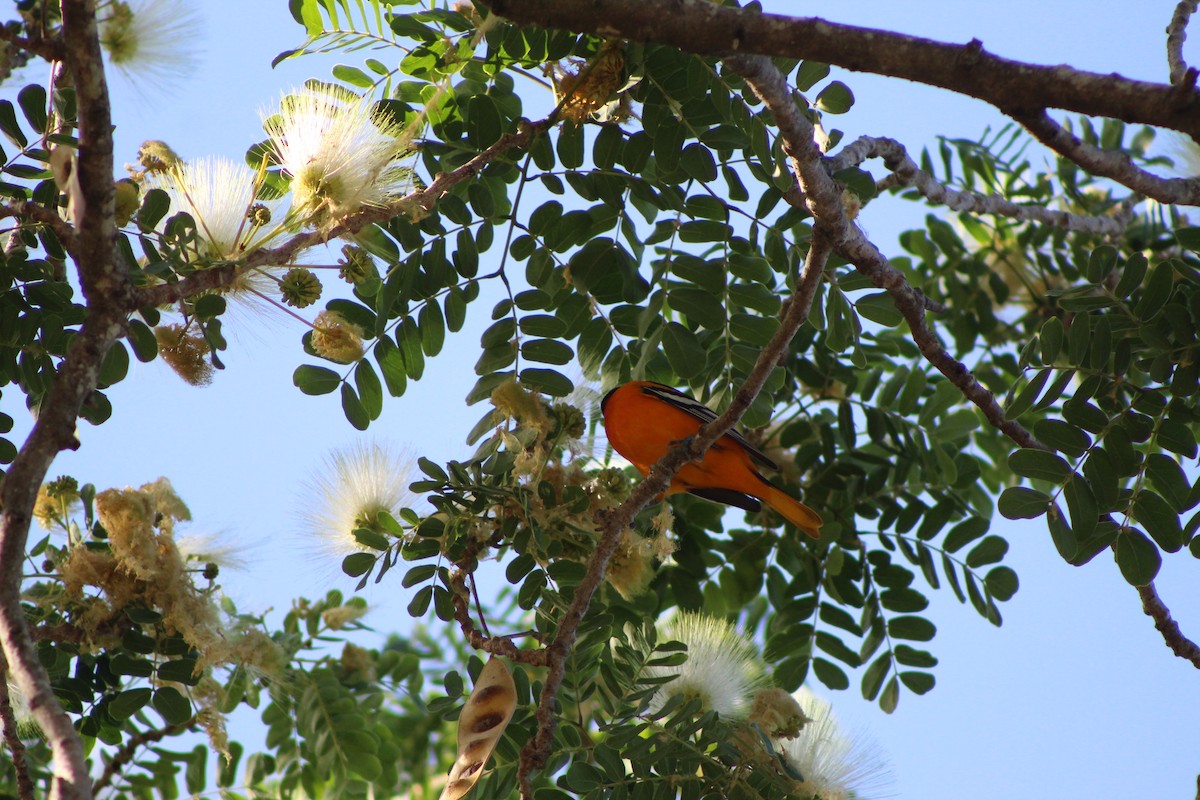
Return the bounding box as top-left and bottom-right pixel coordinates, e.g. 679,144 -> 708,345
264,89 -> 412,223
99,0 -> 200,83
162,156 -> 282,260
775,688 -> 891,800
301,441 -> 415,560
644,612 -> 766,719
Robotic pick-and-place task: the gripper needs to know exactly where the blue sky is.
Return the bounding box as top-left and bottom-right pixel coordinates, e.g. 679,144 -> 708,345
9,1 -> 1199,798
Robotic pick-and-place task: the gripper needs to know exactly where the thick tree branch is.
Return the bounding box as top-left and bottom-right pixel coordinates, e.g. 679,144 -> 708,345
1167,0 -> 1199,86
485,0 -> 1200,139
725,55 -> 1046,452
0,4 -> 119,800
827,135 -> 1136,237
1138,582 -> 1200,669
1015,110 -> 1200,205
515,229 -> 833,800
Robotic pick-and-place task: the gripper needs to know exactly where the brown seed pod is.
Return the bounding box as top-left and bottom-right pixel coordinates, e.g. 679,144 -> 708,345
439,657 -> 517,800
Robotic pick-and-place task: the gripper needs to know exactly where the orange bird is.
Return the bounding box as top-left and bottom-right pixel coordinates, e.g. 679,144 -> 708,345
601,381 -> 822,538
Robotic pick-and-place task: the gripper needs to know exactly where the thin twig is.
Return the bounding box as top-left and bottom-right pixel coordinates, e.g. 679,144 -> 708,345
1137,582 -> 1200,669
827,135 -> 1136,237
0,650 -> 36,800
1167,0 -> 1200,85
90,721 -> 191,795
447,570 -> 547,664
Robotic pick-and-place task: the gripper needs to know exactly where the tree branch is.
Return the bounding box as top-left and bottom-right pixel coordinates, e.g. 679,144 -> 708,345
1015,110 -> 1200,205
515,220 -> 834,800
133,118 -> 554,310
0,23 -> 64,63
1137,582 -> 1200,669
0,4 -> 120,800
0,650 -> 36,800
827,135 -> 1136,237
89,721 -> 191,795
1167,0 -> 1199,86
725,54 -> 1046,452
484,0 -> 1200,139
0,200 -> 80,255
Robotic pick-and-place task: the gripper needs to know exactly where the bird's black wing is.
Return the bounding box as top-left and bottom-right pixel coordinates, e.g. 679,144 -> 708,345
639,382 -> 779,472
686,487 -> 762,512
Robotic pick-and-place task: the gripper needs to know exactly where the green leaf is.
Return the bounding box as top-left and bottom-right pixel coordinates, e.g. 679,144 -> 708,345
1145,454 -> 1195,512
1006,367 -> 1051,418
341,383 -> 369,430
343,553 -> 375,578
1064,475 -> 1098,538
887,615 -> 936,641
374,339 -> 407,397
899,671 -> 935,695
138,188 -> 171,231
1134,260 -> 1174,317
1157,419 -> 1198,458
16,86 -> 47,136
152,687 -> 193,725
985,566 -> 1019,601
880,676 -> 900,714
662,322 -> 706,379
795,61 -> 830,91
519,368 -> 573,397
894,645 -> 938,668
109,688 -> 152,720
855,292 -> 903,326
997,487 -> 1051,519
521,338 -> 573,365
1115,253 -> 1148,297
1115,528 -> 1162,586
1132,491 -> 1184,552
860,653 -> 891,701
811,657 -> 849,690
1039,317 -> 1064,362
99,341 -> 130,387
294,365 -> 341,395
1034,419 -> 1091,458
965,535 -> 1009,568
354,361 -> 383,420
333,64 -> 374,88
814,81 -> 854,113
1007,449 -> 1070,483
419,301 -> 446,357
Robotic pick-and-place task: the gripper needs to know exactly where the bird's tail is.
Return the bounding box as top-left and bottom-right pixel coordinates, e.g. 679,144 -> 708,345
760,484 -> 823,539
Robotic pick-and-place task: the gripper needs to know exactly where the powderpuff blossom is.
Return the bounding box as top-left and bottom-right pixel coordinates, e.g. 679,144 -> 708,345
301,441 -> 416,561
775,688 -> 891,800
644,612 -> 766,719
161,157 -> 283,260
264,89 -> 412,224
98,0 -> 200,83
